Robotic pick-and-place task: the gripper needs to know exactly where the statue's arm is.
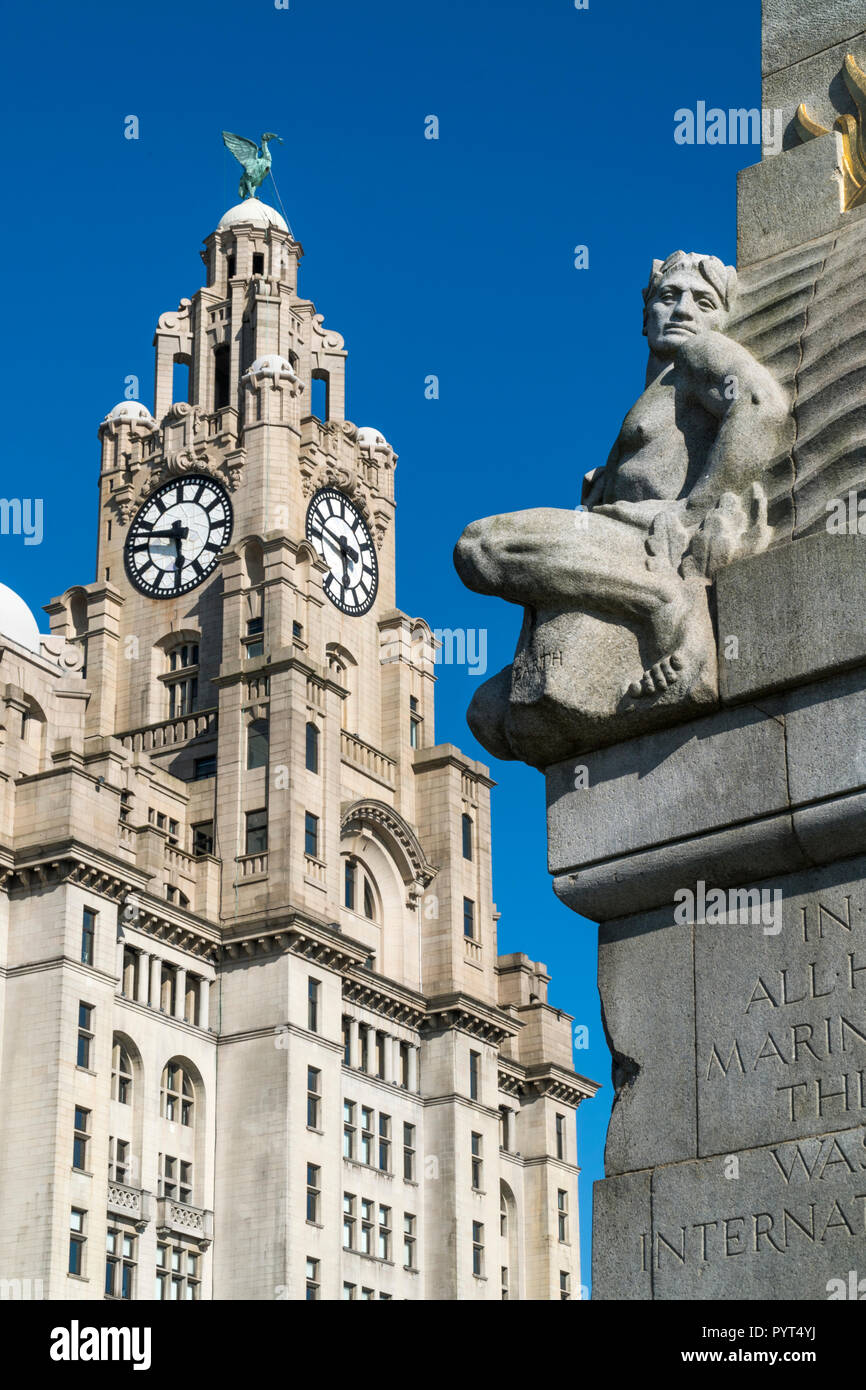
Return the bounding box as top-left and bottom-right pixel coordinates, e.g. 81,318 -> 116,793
581,438 -> 621,508
678,333 -> 790,512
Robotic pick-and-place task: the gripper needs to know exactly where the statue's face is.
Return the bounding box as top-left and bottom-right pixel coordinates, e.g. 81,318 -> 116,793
646,268 -> 726,358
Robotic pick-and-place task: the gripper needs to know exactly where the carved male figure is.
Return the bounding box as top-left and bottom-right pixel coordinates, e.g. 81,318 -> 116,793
454,251 -> 790,761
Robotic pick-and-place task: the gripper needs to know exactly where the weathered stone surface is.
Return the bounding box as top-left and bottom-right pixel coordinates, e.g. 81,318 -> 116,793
650,1128 -> 866,1300
717,535 -> 866,702
764,0 -> 865,75
599,907 -> 696,1173
763,32 -> 866,155
546,702 -> 789,876
592,1170 -> 653,1301
695,857 -> 866,1155
737,136 -> 854,262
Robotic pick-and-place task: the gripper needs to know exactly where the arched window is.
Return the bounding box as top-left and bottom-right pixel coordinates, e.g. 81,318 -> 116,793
160,1061 -> 195,1127
311,369 -> 330,421
305,722 -> 319,773
112,1040 -> 133,1104
213,345 -> 230,410
165,639 -> 199,718
343,856 -> 378,921
172,354 -> 191,405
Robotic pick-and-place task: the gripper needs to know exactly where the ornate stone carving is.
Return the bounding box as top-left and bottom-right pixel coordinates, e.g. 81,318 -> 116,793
795,53 -> 866,211
455,251 -> 792,768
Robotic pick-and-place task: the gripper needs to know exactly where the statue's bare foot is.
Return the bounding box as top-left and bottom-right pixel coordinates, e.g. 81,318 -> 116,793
625,583 -> 709,699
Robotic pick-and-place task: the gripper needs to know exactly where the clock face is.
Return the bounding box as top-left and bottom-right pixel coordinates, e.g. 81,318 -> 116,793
124,475 -> 233,598
305,488 -> 378,615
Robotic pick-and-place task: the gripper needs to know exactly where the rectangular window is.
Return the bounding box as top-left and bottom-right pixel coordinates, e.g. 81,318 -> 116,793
168,675 -> 198,719
245,633 -> 263,660
501,1266 -> 509,1300
306,1163 -> 321,1224
156,1242 -> 201,1301
293,620 -> 304,640
360,1106 -> 373,1165
557,1189 -> 569,1243
343,1193 -> 355,1250
307,1067 -> 321,1129
108,1137 -> 130,1184
179,1161 -> 192,1205
403,1213 -> 416,1270
378,1205 -> 391,1261
358,1025 -> 369,1074
403,1123 -> 416,1181
77,1003 -> 94,1069
69,1208 -> 86,1277
360,1199 -> 374,1255
252,251 -> 265,275
245,808 -> 268,855
342,1015 -> 352,1066
307,977 -> 320,1033
305,1258 -> 320,1301
555,1113 -> 566,1162
192,820 -> 214,856
462,813 -> 473,860
472,1221 -> 484,1278
361,1286 -> 374,1300
343,1101 -> 356,1160
378,1114 -> 391,1172
410,697 -> 421,749
192,754 -> 216,781
105,1228 -> 137,1300
342,1282 -> 356,1299
560,1270 -> 571,1300
471,1132 -> 483,1191
469,1050 -> 480,1102
304,811 -> 319,858
306,722 -> 319,773
81,908 -> 96,965
246,719 -> 269,770
72,1106 -> 90,1171
122,946 -> 137,999
375,1030 -> 386,1080
344,858 -> 355,909
463,897 -> 475,940
500,1106 -> 511,1152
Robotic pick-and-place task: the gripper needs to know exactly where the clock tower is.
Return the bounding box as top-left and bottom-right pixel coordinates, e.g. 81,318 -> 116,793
0,188 -> 597,1301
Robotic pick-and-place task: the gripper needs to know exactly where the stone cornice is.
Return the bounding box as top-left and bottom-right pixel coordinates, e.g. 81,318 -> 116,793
498,1058 -> 600,1108
421,992 -> 522,1046
342,969 -> 427,1028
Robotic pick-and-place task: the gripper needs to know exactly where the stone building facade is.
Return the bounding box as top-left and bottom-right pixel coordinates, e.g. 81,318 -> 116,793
0,196 -> 596,1301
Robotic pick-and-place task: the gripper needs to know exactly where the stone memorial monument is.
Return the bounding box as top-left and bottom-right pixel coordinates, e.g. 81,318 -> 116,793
455,0 -> 866,1299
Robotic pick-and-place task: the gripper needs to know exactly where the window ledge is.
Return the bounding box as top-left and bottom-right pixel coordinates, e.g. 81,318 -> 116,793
71,1167 -> 94,1178
67,1274 -> 90,1283
306,1127 -> 324,1136
75,1067 -> 97,1076
306,1220 -> 324,1230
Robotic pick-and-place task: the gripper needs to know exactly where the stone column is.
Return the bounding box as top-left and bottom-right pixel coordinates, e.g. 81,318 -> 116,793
199,978 -> 210,1031
148,954 -> 160,1008
135,952 -> 148,1005
175,967 -> 187,1021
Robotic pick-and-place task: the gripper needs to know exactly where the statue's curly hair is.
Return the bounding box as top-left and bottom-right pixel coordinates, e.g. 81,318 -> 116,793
642,251 -> 737,334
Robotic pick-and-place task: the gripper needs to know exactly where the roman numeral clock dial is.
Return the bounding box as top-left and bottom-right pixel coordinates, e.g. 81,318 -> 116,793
124,476 -> 233,598
305,488 -> 378,615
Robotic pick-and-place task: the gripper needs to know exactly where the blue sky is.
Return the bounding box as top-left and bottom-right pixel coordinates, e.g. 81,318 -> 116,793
2,0 -> 763,1289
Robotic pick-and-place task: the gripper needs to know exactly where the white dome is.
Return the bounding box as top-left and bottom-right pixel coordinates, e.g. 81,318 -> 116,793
358,426 -> 390,449
0,583 -> 41,653
106,401 -> 154,423
217,198 -> 288,233
244,355 -> 298,382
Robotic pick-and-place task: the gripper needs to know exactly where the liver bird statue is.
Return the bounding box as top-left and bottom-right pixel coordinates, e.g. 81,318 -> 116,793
222,131 -> 283,200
